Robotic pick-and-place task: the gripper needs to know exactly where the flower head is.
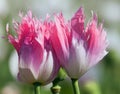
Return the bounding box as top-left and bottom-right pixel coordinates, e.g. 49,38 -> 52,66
51,7 -> 108,79
7,11 -> 60,84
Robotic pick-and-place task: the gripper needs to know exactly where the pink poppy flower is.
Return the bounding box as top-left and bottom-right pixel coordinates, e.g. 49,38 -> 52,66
7,11 -> 60,85
51,7 -> 108,79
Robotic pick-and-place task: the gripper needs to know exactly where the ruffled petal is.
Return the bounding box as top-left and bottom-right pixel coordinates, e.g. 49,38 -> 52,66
65,35 -> 87,78
37,50 -> 54,84
19,39 -> 44,80
17,68 -> 36,84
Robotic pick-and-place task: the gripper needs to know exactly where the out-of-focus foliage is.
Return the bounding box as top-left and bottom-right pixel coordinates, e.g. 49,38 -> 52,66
0,0 -> 120,94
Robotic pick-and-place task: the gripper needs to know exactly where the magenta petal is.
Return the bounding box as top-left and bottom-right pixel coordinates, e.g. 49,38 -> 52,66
71,7 -> 85,36
50,26 -> 65,63
51,14 -> 69,64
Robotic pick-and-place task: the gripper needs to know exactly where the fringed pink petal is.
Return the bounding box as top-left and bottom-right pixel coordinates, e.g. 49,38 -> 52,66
85,14 -> 108,68
8,35 -> 20,52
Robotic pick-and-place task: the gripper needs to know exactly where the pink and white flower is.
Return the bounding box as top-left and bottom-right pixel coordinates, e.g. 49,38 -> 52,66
51,7 -> 108,79
7,11 -> 60,85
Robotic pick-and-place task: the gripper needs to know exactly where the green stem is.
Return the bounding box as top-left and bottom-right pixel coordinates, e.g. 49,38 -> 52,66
71,79 -> 80,94
33,82 -> 41,94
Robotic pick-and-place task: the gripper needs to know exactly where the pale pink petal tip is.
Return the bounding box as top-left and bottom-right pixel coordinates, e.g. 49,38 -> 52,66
90,11 -> 98,25
73,7 -> 85,22
6,23 -> 9,33
93,13 -> 98,22
27,10 -> 32,18
75,7 -> 84,16
19,11 -> 23,17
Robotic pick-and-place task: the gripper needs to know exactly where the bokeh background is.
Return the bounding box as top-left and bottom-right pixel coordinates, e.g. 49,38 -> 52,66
0,0 -> 120,94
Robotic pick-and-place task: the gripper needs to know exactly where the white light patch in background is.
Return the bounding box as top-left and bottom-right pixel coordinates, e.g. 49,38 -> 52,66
9,50 -> 18,79
29,0 -> 71,19
1,83 -> 20,94
101,1 -> 120,23
0,0 -> 9,16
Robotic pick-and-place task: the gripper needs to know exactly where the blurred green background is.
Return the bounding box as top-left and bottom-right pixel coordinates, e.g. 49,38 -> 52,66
0,0 -> 120,94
